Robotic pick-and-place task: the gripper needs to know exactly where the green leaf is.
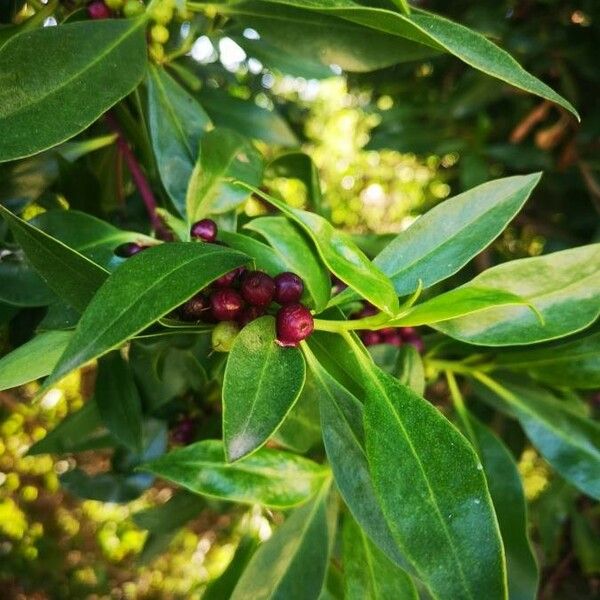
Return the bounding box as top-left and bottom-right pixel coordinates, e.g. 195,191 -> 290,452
469,416 -> 539,600
230,484 -> 332,600
95,351 -> 143,452
435,244 -> 600,346
133,490 -> 205,534
219,230 -> 288,276
147,65 -> 211,216
224,2 -> 577,117
241,185 -> 398,315
61,469 -> 151,503
0,204 -> 109,311
343,516 -> 417,600
391,287 -> 532,326
475,375 -> 600,500
223,316 -> 306,462
363,364 -> 507,599
0,329 -> 72,391
396,345 -> 425,396
245,217 -> 331,311
302,346 -> 408,570
496,330 -> 600,390
27,399 -> 112,456
0,256 -> 56,307
44,242 -> 248,389
186,128 -> 263,222
0,18 -> 148,162
198,88 -> 298,147
572,512 -> 600,576
142,439 -> 329,508
31,209 -> 155,270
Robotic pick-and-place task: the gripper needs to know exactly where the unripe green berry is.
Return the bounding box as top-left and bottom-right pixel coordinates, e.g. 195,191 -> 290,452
104,0 -> 124,10
150,24 -> 170,44
212,321 -> 240,353
122,0 -> 144,17
151,4 -> 173,24
149,42 -> 165,62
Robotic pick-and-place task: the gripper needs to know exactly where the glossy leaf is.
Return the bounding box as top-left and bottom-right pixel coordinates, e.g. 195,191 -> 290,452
95,351 -> 143,452
44,243 -> 248,389
0,256 -> 56,307
0,329 -> 72,391
435,244 -> 600,346
186,128 -> 263,222
219,230 -> 288,276
343,516 -> 418,600
496,330 -> 600,389
470,416 -> 539,600
0,18 -> 147,162
142,439 -> 329,509
223,316 -> 306,462
302,346 -> 408,570
0,204 -> 109,311
363,364 -> 507,599
245,217 -> 331,311
230,484 -> 332,600
242,185 -> 398,315
147,65 -> 210,216
476,376 -> 600,500
198,88 -> 298,147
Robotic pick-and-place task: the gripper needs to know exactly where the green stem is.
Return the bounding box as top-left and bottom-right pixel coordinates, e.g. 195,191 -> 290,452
445,371 -> 478,449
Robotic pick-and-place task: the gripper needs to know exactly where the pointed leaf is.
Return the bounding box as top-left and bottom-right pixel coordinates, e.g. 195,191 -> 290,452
147,65 -> 210,216
0,204 -> 108,311
0,18 -> 148,162
44,243 -> 248,388
223,316 -> 306,462
142,439 -> 329,508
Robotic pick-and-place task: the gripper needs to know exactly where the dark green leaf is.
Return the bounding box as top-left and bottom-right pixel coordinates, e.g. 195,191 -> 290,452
142,439 -> 329,508
245,217 -> 331,311
223,316 -> 306,461
0,255 -> 56,307
230,484 -> 332,600
343,516 -> 417,600
95,351 -> 143,452
186,128 -> 263,222
0,18 -> 148,162
44,243 -> 248,389
435,244 -> 600,346
147,65 -> 210,216
61,469 -> 151,503
133,490 -> 205,534
0,329 -> 72,391
219,230 -> 288,276
0,204 -> 108,311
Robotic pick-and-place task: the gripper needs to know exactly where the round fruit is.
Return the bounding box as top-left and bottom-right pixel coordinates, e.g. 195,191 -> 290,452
190,218 -> 218,243
122,0 -> 144,17
105,0 -> 124,10
212,321 -> 240,352
214,267 -> 244,288
88,1 -> 111,19
151,4 -> 173,24
238,305 -> 265,327
178,293 -> 209,321
149,42 -> 165,62
150,24 -> 170,44
210,289 -> 244,321
114,242 -> 143,258
274,272 -> 304,304
241,271 -> 275,307
276,304 -> 314,347
361,331 -> 381,346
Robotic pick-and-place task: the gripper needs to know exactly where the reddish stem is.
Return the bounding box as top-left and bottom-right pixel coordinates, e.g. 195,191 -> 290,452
105,112 -> 167,237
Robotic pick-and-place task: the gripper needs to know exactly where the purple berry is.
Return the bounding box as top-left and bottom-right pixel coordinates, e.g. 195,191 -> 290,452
179,293 -> 210,322
214,267 -> 245,288
405,335 -> 425,354
238,305 -> 265,328
399,327 -> 418,340
276,304 -> 314,347
361,331 -> 382,346
211,288 -> 245,321
114,242 -> 143,258
171,418 -> 196,445
382,330 -> 402,347
241,271 -> 275,307
190,219 -> 218,243
274,272 -> 304,305
353,303 -> 378,319
88,1 -> 111,19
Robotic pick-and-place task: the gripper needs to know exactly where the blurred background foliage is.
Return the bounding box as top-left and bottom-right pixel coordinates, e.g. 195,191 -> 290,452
1,0 -> 599,597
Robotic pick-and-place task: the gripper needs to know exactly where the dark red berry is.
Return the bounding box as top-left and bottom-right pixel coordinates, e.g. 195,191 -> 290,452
274,272 -> 304,305
241,271 -> 275,307
276,304 -> 314,347
405,335 -> 425,354
190,219 -> 218,242
179,293 -> 210,321
399,327 -> 417,340
353,303 -> 378,319
88,1 -> 111,19
214,267 -> 245,288
238,305 -> 265,328
361,331 -> 382,346
381,330 -> 402,346
114,242 -> 143,258
171,418 -> 196,445
211,288 -> 244,321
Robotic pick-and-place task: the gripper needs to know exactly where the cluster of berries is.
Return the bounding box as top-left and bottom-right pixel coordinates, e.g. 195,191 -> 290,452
87,0 -> 144,20
113,218 -> 315,348
353,303 -> 424,353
